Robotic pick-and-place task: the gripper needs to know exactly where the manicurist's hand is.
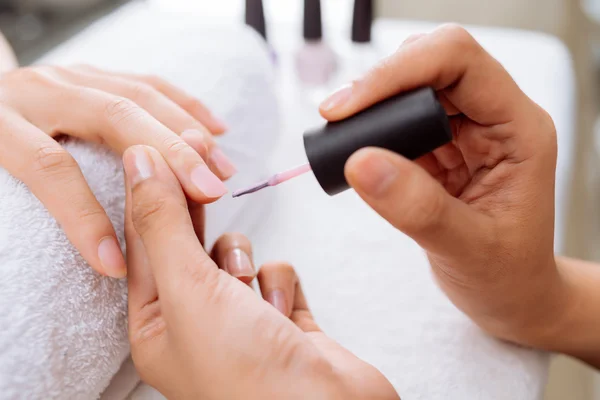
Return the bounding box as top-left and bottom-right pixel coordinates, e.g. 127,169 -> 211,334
0,64 -> 236,278
321,25 -> 574,356
123,145 -> 399,400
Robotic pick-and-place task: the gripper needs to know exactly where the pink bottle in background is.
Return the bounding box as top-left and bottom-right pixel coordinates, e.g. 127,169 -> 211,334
295,0 -> 337,86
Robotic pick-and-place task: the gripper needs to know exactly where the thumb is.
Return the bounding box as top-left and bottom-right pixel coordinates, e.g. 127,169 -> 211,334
345,148 -> 491,260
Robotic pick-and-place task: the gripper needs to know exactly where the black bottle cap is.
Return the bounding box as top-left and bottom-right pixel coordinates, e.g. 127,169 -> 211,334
303,0 -> 323,40
245,0 -> 267,40
303,87 -> 452,196
351,0 -> 373,43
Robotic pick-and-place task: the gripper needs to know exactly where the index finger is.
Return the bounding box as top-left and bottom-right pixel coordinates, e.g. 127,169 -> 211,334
123,145 -> 218,293
319,24 -> 529,127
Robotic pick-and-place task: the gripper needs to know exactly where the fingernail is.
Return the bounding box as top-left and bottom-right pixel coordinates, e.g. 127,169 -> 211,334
224,248 -> 254,279
209,148 -> 237,179
350,152 -> 398,198
181,129 -> 210,159
321,84 -> 353,111
125,146 -> 154,187
190,164 -> 228,198
98,236 -> 126,278
266,289 -> 287,315
211,116 -> 228,132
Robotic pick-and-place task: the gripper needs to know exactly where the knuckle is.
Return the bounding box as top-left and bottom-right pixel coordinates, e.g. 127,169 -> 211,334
103,96 -> 144,127
32,145 -> 77,176
403,188 -> 446,234
72,199 -> 106,223
125,82 -> 155,104
438,23 -> 478,52
131,193 -> 177,236
183,261 -> 223,299
10,67 -> 59,88
142,74 -> 166,88
161,135 -> 192,157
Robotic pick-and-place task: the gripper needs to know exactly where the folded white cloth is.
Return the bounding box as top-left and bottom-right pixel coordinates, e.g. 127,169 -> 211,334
0,3 -> 279,399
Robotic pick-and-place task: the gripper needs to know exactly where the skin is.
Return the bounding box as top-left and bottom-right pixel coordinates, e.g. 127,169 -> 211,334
320,24 -> 600,367
4,23 -> 600,396
124,145 -> 399,399
0,35 -> 235,278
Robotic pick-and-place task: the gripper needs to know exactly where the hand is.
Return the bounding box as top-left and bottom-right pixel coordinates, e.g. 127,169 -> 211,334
0,64 -> 236,278
320,25 -> 562,348
123,145 -> 398,400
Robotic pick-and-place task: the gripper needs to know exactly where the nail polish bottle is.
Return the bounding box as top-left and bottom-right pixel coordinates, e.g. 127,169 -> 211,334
351,0 -> 373,43
245,0 -> 277,63
295,0 -> 337,87
245,0 -> 267,40
347,0 -> 377,79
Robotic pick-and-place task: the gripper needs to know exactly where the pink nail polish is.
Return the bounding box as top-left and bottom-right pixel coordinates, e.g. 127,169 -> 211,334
321,84 -> 353,111
190,164 -> 228,198
266,289 -> 287,315
98,236 -> 126,278
210,148 -> 237,179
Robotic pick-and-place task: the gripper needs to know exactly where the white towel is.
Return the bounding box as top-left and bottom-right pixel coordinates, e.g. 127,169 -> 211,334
0,3 -> 279,399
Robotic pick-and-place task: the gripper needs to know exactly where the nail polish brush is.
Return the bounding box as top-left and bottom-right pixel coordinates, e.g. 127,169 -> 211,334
232,87 -> 452,198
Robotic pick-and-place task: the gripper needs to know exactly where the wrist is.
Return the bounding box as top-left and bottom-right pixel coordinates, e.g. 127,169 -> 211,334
484,255 -> 600,368
469,255 -> 571,350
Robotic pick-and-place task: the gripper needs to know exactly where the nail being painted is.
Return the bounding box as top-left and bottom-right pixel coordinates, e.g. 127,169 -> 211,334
232,163 -> 312,198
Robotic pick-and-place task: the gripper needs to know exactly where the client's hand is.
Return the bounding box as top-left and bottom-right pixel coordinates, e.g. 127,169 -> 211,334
320,25 -> 560,348
123,145 -> 398,400
0,65 -> 235,278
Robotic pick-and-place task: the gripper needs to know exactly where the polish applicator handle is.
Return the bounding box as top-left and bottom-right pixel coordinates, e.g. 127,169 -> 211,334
303,87 -> 452,196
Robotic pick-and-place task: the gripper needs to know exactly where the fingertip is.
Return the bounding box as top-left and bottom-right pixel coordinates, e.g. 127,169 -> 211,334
208,116 -> 228,135
189,164 -> 228,200
319,83 -> 353,121
345,148 -> 401,198
97,235 -> 127,278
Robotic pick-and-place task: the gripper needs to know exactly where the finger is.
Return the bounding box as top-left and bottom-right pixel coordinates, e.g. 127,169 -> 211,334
72,65 -> 228,135
0,108 -> 126,277
258,262 -> 320,332
125,174 -> 157,313
43,67 -> 236,180
345,147 -> 492,265
3,71 -> 229,202
257,263 -> 320,333
319,24 -> 529,127
181,129 -> 237,180
211,233 -> 256,285
122,145 -> 218,292
188,199 -> 206,246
